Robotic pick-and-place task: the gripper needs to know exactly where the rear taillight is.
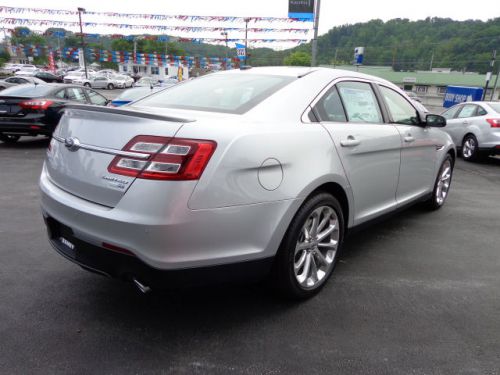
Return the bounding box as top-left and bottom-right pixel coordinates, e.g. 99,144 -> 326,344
108,135 -> 216,180
19,99 -> 54,110
486,118 -> 500,128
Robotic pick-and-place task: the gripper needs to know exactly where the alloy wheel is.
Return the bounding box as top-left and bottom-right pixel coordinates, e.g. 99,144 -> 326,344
462,137 -> 476,159
435,159 -> 452,205
293,206 -> 339,289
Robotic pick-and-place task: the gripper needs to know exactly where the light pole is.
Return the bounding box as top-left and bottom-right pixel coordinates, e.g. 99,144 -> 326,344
311,0 -> 321,67
77,7 -> 88,79
244,18 -> 251,65
221,31 -> 228,69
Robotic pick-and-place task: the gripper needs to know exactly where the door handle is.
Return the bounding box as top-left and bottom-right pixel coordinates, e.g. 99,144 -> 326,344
404,135 -> 415,143
340,136 -> 361,147
462,121 -> 469,125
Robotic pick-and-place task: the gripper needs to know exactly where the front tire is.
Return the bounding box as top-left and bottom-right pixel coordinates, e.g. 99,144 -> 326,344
462,134 -> 482,162
83,82 -> 91,88
0,134 -> 20,144
107,83 -> 114,90
425,155 -> 454,210
274,193 -> 344,299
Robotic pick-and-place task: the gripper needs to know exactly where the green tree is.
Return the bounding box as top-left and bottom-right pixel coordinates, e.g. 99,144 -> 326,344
284,51 -> 311,66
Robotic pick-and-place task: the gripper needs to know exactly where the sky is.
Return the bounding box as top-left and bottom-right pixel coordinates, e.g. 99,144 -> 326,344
1,0 -> 499,49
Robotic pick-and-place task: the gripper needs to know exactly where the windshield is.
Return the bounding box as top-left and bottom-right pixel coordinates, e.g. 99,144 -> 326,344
0,84 -> 55,97
489,103 -> 500,113
133,73 -> 295,114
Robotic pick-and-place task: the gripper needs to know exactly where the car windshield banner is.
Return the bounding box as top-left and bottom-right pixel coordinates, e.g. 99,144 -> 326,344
288,0 -> 314,21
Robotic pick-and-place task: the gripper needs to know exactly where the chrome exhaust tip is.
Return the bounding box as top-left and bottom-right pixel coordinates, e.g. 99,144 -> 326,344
133,278 -> 151,294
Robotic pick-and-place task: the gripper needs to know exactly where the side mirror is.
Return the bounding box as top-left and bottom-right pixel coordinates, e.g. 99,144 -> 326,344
425,114 -> 446,127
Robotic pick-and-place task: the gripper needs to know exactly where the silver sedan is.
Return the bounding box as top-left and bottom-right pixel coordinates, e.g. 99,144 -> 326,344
441,101 -> 500,161
40,67 -> 455,298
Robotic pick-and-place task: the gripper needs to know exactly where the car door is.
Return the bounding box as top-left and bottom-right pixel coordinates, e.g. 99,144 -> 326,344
378,85 -> 437,204
313,80 -> 402,224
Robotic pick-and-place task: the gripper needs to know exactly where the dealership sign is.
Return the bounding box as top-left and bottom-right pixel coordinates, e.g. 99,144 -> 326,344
288,0 -> 315,21
443,86 -> 484,108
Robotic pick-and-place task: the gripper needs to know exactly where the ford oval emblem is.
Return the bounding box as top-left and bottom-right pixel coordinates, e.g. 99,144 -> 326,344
64,137 -> 81,152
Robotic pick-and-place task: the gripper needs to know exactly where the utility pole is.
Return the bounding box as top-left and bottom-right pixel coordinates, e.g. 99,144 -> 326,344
429,51 -> 434,71
221,31 -> 228,69
491,63 -> 499,101
77,7 -> 88,79
333,48 -> 338,68
311,0 -> 321,67
244,18 -> 251,66
482,50 -> 496,100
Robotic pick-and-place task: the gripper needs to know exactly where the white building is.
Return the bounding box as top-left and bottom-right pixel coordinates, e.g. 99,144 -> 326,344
118,63 -> 189,81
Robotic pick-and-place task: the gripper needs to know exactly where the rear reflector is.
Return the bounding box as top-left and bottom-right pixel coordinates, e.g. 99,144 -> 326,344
102,242 -> 136,257
108,135 -> 216,180
486,118 -> 500,128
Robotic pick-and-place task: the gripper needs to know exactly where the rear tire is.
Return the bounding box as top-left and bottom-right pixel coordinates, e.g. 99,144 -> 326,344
274,192 -> 344,299
0,134 -> 20,144
84,82 -> 91,88
107,83 -> 114,90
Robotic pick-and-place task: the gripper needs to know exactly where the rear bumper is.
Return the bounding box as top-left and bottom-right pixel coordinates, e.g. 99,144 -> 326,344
479,145 -> 500,155
40,164 -> 301,271
0,120 -> 53,136
44,215 -> 273,288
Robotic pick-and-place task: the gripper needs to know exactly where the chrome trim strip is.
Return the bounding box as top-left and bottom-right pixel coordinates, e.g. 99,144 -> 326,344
52,135 -> 150,160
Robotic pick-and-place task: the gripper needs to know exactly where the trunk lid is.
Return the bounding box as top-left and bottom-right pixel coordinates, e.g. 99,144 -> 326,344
0,96 -> 26,118
46,105 -> 192,207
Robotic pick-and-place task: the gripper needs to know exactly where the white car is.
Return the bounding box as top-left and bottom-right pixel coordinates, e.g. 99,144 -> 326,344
64,71 -> 96,84
87,75 -> 120,89
113,75 -> 134,88
14,64 -> 38,75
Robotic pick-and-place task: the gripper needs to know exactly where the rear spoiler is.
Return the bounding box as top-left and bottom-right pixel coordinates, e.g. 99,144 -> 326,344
64,104 -> 196,123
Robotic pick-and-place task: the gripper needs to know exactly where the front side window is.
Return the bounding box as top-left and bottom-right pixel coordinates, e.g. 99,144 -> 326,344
86,89 -> 107,106
336,81 -> 383,123
380,86 -> 419,125
442,105 -> 461,119
314,86 -> 347,122
457,104 -> 477,118
66,88 -> 87,103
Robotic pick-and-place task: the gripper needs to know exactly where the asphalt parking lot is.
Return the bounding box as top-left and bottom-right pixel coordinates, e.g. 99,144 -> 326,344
0,137 -> 499,375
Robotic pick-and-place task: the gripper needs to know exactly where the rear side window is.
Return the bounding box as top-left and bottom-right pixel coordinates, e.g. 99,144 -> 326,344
379,86 -> 419,125
134,73 -> 295,114
336,81 -> 383,123
457,104 -> 477,118
314,86 -> 347,122
476,106 -> 487,116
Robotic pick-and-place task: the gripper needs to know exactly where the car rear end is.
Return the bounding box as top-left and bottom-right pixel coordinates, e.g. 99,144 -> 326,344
478,102 -> 500,155
0,85 -> 62,137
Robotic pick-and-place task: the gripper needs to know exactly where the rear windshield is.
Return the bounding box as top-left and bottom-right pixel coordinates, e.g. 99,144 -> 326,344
0,84 -> 55,97
489,103 -> 500,113
116,87 -> 162,101
132,73 -> 295,114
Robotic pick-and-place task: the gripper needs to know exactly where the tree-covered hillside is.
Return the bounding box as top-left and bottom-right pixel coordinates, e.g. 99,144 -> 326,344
295,17 -> 500,73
